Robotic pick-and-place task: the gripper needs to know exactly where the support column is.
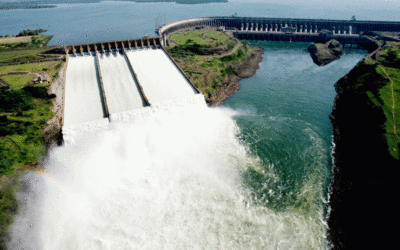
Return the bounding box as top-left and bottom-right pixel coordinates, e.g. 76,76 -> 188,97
72,47 -> 77,57
95,51 -> 110,120
61,53 -> 69,126
153,37 -> 157,48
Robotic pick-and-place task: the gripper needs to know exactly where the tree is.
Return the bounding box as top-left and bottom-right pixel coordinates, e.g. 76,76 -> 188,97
31,36 -> 39,46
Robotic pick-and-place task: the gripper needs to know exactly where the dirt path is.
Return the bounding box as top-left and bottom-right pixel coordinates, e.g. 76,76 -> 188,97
379,65 -> 399,140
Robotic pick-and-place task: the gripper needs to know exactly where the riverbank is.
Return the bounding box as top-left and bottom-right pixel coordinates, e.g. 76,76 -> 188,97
327,42 -> 400,249
0,38 -> 65,249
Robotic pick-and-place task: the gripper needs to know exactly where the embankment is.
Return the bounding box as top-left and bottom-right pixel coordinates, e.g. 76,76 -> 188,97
328,47 -> 400,249
42,59 -> 67,147
208,46 -> 263,105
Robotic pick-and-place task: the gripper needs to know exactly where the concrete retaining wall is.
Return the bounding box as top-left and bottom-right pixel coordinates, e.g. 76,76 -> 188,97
161,46 -> 200,94
61,54 -> 69,126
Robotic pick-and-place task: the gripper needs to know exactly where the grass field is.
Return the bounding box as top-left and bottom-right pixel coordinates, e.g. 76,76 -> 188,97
169,28 -> 229,46
1,75 -> 34,87
0,35 -> 54,64
376,66 -> 400,159
352,47 -> 400,160
0,47 -> 56,64
0,61 -> 63,84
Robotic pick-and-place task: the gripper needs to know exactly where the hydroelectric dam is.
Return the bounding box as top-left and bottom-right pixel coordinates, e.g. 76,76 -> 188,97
7,15 -> 400,250
61,16 -> 400,128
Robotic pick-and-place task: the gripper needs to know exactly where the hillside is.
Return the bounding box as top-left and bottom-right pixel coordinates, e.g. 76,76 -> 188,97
328,43 -> 400,249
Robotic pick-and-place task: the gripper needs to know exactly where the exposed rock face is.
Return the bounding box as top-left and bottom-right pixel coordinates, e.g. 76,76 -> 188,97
328,56 -> 400,249
308,40 -> 343,66
42,60 -> 66,147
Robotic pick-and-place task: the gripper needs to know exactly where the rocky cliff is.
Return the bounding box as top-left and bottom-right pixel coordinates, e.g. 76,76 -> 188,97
328,45 -> 400,249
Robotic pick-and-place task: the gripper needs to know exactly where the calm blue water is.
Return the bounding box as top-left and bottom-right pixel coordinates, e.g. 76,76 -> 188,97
0,0 -> 399,45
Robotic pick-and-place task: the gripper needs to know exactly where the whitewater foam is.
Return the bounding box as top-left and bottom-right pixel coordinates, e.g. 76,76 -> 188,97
9,96 -> 327,250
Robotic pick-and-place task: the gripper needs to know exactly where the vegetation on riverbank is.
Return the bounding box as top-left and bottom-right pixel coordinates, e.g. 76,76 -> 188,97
344,45 -> 400,159
0,30 -> 54,64
166,27 -> 259,103
328,43 -> 400,249
0,50 -> 63,248
0,81 -> 58,249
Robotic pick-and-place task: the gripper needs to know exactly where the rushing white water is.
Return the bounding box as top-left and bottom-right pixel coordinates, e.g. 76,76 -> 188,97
126,48 -> 197,104
8,95 -> 326,250
64,55 -> 105,126
99,52 -> 146,114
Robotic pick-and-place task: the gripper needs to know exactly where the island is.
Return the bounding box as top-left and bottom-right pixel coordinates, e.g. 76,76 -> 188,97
308,39 -> 343,66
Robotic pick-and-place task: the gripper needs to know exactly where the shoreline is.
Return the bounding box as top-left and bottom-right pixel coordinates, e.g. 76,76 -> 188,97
206,45 -> 264,106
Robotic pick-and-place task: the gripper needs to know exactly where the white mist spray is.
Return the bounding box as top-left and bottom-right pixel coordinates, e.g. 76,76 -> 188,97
8,96 -> 326,250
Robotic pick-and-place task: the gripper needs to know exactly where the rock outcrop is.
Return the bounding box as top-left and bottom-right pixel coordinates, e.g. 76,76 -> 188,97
308,39 -> 343,66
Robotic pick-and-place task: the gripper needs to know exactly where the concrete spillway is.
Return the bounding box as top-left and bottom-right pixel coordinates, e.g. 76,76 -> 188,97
126,49 -> 197,104
99,52 -> 146,114
64,55 -> 106,126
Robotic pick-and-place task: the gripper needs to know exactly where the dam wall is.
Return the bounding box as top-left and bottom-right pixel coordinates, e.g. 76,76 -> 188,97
159,17 -> 400,36
158,16 -> 400,45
